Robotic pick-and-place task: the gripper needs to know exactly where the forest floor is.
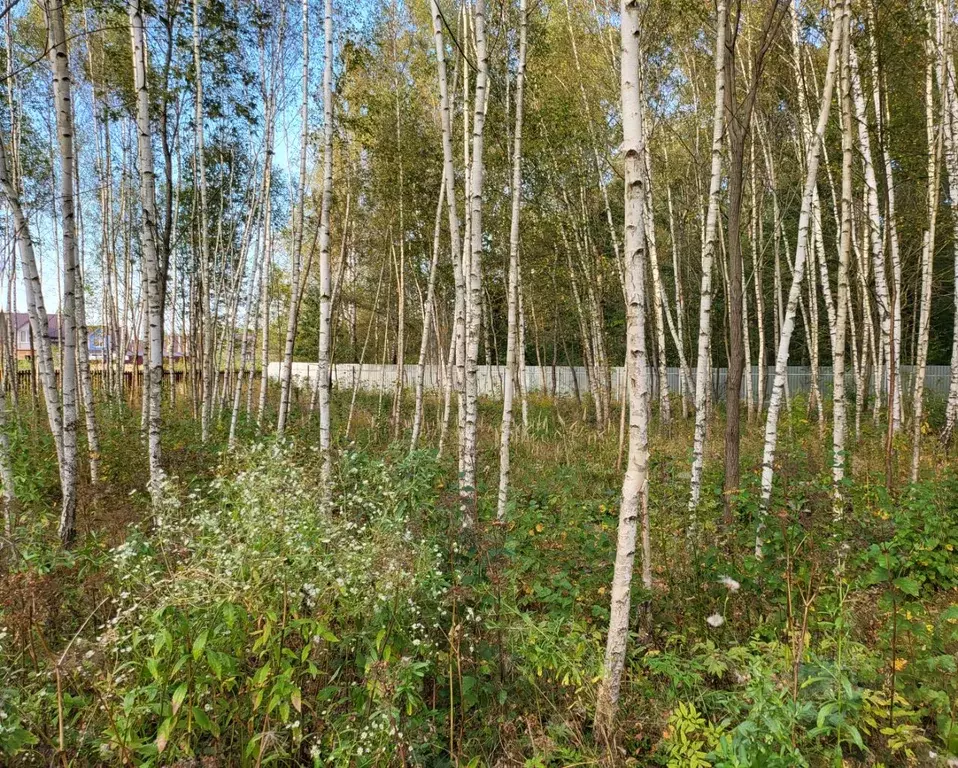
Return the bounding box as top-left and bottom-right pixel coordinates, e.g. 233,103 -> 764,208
1,388 -> 957,767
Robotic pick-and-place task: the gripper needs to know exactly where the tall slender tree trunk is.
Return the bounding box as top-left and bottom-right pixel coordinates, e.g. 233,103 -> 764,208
193,0 -> 214,443
496,0 -> 527,521
0,368 -> 15,548
911,3 -> 943,481
277,0 -> 310,438
722,0 -> 785,523
317,0 -> 334,485
595,0 -> 651,737
833,1 -> 853,515
75,259 -> 100,486
757,1 -> 844,555
46,0 -> 81,545
410,176 -> 446,452
849,46 -> 892,428
430,0 -> 466,469
0,130 -> 63,474
129,0 -> 164,502
689,0 -> 727,513
943,25 -> 958,443
230,238 -> 262,450
460,0 -> 490,526
643,150 -> 671,425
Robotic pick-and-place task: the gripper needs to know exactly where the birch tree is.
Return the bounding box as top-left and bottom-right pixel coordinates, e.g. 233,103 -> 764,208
497,0 -> 528,522
832,0 -> 852,513
595,0 -> 651,738
317,0 -> 334,484
278,0 -> 311,438
911,0 -> 944,481
688,0 -> 727,513
757,0 -> 844,555
46,0 -> 81,545
130,0 -> 165,500
460,0 -> 490,525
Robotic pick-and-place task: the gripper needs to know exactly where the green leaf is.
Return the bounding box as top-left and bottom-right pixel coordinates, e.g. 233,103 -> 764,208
253,662 -> 272,686
206,648 -> 223,679
192,705 -> 213,732
192,630 -> 209,661
894,577 -> 920,596
156,716 -> 174,753
172,682 -> 189,716
317,625 -> 338,643
866,566 -> 891,585
817,702 -> 836,728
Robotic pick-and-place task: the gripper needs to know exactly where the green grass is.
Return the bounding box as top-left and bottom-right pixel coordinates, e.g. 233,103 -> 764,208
0,385 -> 956,766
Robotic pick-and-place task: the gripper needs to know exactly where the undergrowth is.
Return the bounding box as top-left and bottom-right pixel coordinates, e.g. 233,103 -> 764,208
0,392 -> 956,766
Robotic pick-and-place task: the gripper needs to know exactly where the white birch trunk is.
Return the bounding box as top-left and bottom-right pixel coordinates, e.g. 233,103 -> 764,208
689,0 -> 727,512
496,0 -> 527,521
430,0 -> 466,469
0,133 -> 64,469
317,0 -> 334,485
833,1 -> 853,515
643,150 -> 671,424
849,46 -> 893,425
192,0 -> 214,443
911,2 -> 944,481
129,0 -> 164,501
460,0 -> 490,526
758,1 -> 843,554
410,173 -> 446,452
595,0 -> 651,736
944,37 -> 958,442
277,0 -> 310,437
47,0 -> 80,545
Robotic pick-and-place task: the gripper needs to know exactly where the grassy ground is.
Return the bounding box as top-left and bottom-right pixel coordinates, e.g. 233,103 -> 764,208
0,385 -> 956,766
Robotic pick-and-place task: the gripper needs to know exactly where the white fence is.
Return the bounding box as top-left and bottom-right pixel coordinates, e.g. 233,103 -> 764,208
268,362 -> 954,401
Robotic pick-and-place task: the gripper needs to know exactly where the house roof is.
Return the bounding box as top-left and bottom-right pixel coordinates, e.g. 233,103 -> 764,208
6,312 -> 59,338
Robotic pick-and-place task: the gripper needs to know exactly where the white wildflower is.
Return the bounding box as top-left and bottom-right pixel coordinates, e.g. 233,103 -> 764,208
706,613 -> 725,628
718,576 -> 740,593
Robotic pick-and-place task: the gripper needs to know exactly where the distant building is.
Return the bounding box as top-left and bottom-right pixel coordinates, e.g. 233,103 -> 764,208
7,312 -> 60,361
1,314 -> 189,364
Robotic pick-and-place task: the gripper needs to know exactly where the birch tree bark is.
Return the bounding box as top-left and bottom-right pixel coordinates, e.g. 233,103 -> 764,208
0,131 -> 63,472
410,175 -> 446,452
317,0 -> 334,485
460,0 -> 490,526
429,0 -> 466,468
230,237 -> 262,450
596,0 -> 650,737
867,14 -> 903,432
496,0 -> 527,522
722,0 -> 785,524
911,1 -> 943,482
688,0 -> 727,513
193,0 -> 215,443
757,0 -> 844,555
849,46 -> 892,428
75,259 -> 101,487
277,0 -> 311,438
943,24 -> 958,443
643,150 -> 671,424
0,368 -> 14,546
129,0 -> 165,501
46,0 -> 81,545
832,0 -> 852,515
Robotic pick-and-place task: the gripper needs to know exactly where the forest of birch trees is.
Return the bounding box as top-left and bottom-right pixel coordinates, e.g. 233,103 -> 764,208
1,0 -> 958,764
